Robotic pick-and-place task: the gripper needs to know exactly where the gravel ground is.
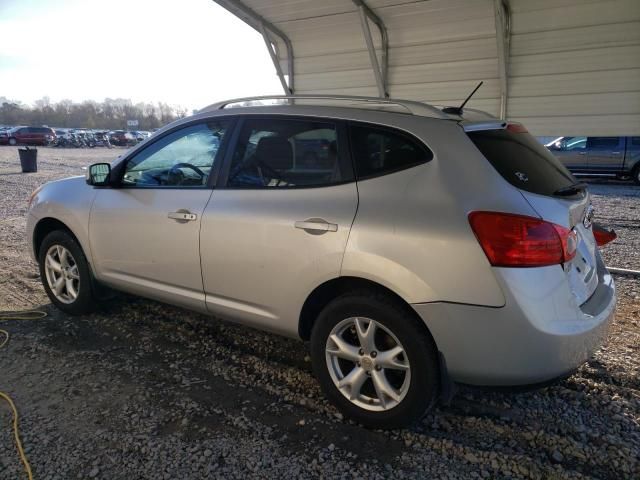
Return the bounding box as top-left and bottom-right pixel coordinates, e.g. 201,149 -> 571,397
0,146 -> 638,479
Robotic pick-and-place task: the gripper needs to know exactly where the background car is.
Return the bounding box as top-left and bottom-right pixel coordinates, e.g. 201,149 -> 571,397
545,136 -> 640,184
0,126 -> 56,146
109,130 -> 136,146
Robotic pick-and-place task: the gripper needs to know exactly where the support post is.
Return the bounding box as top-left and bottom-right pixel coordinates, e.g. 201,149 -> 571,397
353,0 -> 389,98
260,23 -> 291,95
494,0 -> 511,119
213,0 -> 294,94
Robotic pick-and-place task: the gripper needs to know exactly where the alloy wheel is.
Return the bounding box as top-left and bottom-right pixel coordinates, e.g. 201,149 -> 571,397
44,245 -> 80,304
325,317 -> 411,411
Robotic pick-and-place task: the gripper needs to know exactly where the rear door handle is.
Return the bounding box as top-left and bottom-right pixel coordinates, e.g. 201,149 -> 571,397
168,211 -> 197,222
295,220 -> 338,232
578,152 -> 587,155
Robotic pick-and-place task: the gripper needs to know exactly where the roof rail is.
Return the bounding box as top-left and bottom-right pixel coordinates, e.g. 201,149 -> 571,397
199,94 -> 451,119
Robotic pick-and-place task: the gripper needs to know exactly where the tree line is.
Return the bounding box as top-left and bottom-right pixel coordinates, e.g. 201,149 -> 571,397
0,97 -> 190,130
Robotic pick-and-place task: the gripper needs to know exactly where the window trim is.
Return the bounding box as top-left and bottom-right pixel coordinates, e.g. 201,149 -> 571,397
217,115 -> 355,190
346,120 -> 434,181
112,117 -> 237,190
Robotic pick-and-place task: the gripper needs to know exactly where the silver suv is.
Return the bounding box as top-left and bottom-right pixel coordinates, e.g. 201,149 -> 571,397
27,95 -> 616,429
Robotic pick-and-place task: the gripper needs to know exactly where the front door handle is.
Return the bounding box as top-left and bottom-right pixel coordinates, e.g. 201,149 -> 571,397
578,151 -> 587,155
168,211 -> 197,222
295,219 -> 338,233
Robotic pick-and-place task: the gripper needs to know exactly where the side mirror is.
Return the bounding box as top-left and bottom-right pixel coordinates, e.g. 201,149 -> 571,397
86,163 -> 111,186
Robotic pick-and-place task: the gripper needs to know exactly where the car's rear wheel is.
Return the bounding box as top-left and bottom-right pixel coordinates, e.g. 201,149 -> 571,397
8,137 -> 17,146
39,230 -> 98,315
311,291 -> 439,429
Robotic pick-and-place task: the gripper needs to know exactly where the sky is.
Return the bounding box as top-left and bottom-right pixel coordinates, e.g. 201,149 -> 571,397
0,0 -> 282,110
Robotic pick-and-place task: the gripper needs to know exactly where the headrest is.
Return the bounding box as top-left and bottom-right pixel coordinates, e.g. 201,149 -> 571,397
255,136 -> 293,171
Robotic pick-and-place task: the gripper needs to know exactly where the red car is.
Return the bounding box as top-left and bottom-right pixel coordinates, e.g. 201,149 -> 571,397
0,126 -> 56,146
108,130 -> 136,146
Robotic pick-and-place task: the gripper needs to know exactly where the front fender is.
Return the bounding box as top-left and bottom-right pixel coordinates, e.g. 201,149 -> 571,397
27,176 -> 98,264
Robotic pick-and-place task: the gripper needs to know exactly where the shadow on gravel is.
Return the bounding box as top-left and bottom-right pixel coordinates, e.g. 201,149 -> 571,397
7,295 -> 638,479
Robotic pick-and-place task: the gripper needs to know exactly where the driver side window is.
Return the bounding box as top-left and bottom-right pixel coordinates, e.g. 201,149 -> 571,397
122,121 -> 229,188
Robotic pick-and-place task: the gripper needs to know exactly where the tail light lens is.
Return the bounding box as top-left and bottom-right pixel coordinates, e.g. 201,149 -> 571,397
592,223 -> 616,247
468,211 -> 577,267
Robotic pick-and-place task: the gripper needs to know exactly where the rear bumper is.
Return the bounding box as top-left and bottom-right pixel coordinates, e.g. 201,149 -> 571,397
412,259 -> 615,386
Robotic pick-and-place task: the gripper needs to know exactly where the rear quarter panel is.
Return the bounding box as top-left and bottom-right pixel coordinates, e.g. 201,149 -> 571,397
342,117 -> 541,307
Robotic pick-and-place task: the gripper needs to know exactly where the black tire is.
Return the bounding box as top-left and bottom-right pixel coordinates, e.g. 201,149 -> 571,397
310,291 -> 439,429
38,230 -> 98,315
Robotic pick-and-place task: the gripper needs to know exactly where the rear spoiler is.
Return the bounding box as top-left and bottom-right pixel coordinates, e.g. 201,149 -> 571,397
461,121 -> 508,132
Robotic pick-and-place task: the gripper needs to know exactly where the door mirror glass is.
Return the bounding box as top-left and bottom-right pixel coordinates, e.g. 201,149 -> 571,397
87,163 -> 111,186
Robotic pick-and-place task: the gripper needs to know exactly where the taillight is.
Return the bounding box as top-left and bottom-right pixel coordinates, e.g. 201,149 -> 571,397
468,211 -> 577,267
592,223 -> 616,247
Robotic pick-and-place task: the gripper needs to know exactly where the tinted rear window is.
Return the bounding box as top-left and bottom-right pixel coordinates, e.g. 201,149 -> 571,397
349,124 -> 432,179
467,129 -> 576,197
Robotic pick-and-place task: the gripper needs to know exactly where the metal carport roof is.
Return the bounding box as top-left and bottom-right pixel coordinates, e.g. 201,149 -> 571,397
214,0 -> 640,136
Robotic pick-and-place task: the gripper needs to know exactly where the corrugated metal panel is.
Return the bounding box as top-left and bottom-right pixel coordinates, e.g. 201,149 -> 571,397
217,0 -> 640,135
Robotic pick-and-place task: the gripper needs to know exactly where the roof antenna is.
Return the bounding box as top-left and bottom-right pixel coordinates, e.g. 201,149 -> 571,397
442,81 -> 483,115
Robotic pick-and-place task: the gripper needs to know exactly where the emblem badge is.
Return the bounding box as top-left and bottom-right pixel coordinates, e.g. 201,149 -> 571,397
515,171 -> 528,182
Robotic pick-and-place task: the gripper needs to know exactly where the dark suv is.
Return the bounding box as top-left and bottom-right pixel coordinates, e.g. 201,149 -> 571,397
546,136 -> 640,184
0,126 -> 56,146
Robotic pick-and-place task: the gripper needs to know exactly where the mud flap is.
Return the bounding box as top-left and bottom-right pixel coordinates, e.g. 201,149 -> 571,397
438,351 -> 456,406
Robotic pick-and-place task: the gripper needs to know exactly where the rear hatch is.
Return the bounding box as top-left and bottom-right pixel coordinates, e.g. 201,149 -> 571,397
466,125 -> 599,306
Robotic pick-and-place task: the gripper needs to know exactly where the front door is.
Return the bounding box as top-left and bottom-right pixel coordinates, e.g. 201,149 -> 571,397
89,120 -> 232,312
199,117 -> 358,336
552,136 -> 588,171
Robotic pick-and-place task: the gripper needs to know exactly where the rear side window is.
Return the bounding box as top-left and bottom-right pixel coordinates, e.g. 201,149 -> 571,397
587,137 -> 619,149
227,118 -> 351,188
349,124 -> 432,179
631,137 -> 640,146
467,128 -> 576,197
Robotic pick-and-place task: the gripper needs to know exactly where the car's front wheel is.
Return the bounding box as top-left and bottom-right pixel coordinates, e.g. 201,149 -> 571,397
311,291 -> 439,429
8,137 -> 17,146
39,230 -> 98,315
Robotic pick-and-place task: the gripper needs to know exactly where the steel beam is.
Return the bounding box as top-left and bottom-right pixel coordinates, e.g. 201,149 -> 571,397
353,0 -> 389,98
493,0 -> 511,119
260,23 -> 290,95
213,0 -> 294,94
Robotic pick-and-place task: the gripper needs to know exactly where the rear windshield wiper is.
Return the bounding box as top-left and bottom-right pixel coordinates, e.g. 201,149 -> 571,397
554,182 -> 588,196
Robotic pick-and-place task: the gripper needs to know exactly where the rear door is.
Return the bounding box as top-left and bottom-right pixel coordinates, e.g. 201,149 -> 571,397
199,116 -> 358,337
627,137 -> 640,175
467,127 -> 599,305
586,137 -> 624,173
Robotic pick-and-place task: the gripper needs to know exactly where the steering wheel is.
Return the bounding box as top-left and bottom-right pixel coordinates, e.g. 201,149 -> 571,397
167,162 -> 206,185
170,162 -> 205,178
